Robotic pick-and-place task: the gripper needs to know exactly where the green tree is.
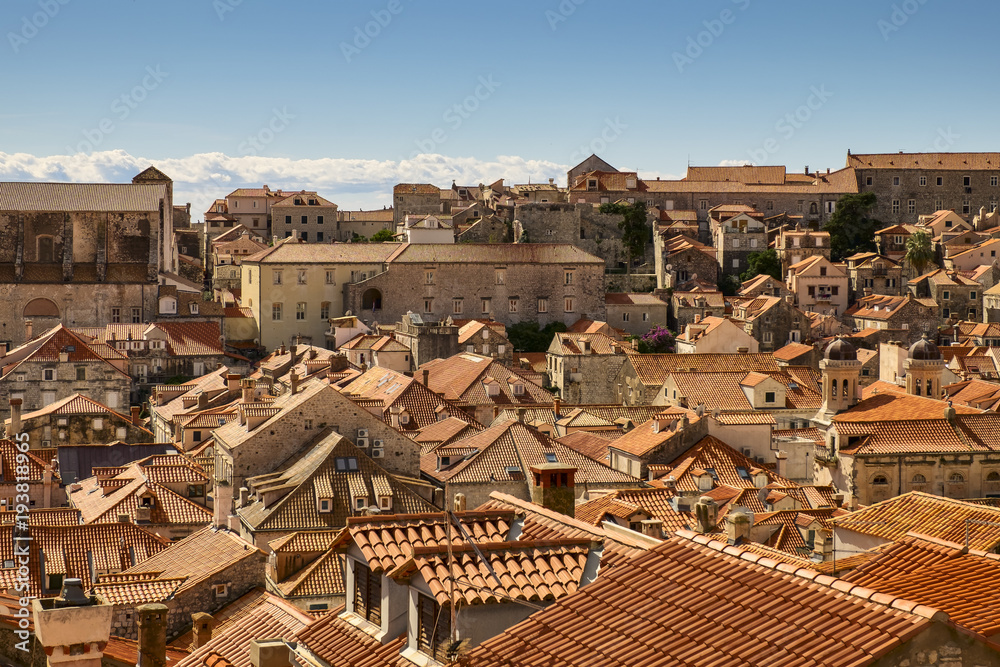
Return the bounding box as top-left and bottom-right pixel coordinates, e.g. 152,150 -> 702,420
369,228 -> 396,243
823,192 -> 880,261
740,249 -> 782,282
599,201 -> 649,274
718,274 -> 742,296
904,230 -> 935,275
507,321 -> 568,353
351,232 -> 368,243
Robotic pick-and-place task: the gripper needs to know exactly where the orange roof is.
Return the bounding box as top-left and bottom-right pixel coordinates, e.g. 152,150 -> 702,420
625,352 -> 780,387
842,533 -> 1000,636
848,152 -> 1000,170
831,492 -> 1000,551
465,531 -> 945,666
653,435 -> 795,491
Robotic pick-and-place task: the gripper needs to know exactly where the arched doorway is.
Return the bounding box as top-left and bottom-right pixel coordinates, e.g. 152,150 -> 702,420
362,289 -> 382,311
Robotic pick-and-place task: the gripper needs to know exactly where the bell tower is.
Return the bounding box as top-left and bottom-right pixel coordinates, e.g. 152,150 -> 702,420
820,338 -> 861,415
905,335 -> 944,398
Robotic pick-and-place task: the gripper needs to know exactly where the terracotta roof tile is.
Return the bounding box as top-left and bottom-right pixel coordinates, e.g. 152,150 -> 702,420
626,352 -> 780,387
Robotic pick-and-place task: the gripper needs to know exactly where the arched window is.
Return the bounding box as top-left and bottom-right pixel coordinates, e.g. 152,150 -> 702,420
831,379 -> 837,396
988,472 -> 1000,481
914,378 -> 922,396
842,380 -> 848,397
949,472 -> 965,483
912,474 -> 926,484
809,202 -> 819,215
872,474 -> 889,486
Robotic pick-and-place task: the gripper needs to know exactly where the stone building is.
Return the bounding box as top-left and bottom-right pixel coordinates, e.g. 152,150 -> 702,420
392,313 -> 459,370
0,167 -> 175,347
513,202 -> 653,270
844,252 -> 904,301
669,287 -> 725,330
209,227 -> 267,292
710,206 -> 768,277
727,296 -> 810,353
9,393 -> 151,448
786,255 -> 848,317
0,324 -> 131,423
458,320 -> 512,365
657,234 -> 718,289
739,274 -> 793,300
844,294 -> 940,344
241,239 -> 400,351
345,244 -> 606,329
851,151 -> 1000,225
271,191 -> 340,242
337,208 -> 395,241
393,183 -> 445,229
674,316 -> 759,354
604,293 -> 668,336
907,268 -> 982,322
546,332 -> 628,404
776,228 -> 831,275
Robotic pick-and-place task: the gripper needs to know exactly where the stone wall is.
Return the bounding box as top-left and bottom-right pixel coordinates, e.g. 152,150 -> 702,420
604,273 -> 657,293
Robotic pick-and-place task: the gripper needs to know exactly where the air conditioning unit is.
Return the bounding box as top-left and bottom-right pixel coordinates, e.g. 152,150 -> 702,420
357,429 -> 369,438
372,448 -> 384,458
741,448 -> 752,457
357,437 -> 369,448
372,439 -> 384,447
41,440 -> 51,447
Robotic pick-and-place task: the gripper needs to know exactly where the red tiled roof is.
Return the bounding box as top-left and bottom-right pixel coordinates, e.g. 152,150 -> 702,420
465,531 -> 944,666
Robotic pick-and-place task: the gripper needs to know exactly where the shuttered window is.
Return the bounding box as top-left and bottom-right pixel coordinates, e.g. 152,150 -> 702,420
353,562 -> 381,625
417,593 -> 451,661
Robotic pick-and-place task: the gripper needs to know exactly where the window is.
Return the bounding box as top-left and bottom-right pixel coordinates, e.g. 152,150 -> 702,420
297,270 -> 307,284
908,199 -> 915,214
509,298 -> 518,313
935,199 -> 943,210
919,176 -> 927,186
937,177 -> 943,186
699,199 -> 708,210
214,584 -> 229,598
750,238 -> 758,248
300,231 -> 308,241
320,302 -> 330,319
273,271 -> 282,285
732,258 -> 740,268
622,312 -> 630,322
326,270 -> 336,284
764,391 -> 775,403
498,344 -> 506,355
317,215 -> 324,225
43,369 -> 55,381
423,298 -> 433,313
564,297 -> 575,313
301,215 -> 308,225
988,472 -> 1000,481
417,594 -> 450,662
865,176 -> 873,186
893,176 -> 900,186
950,472 -> 965,483
537,298 -> 548,313
285,215 -> 291,224
872,475 -> 889,486
452,298 -> 463,314
76,367 -> 86,381
481,298 -> 491,314
891,199 -> 900,213
319,499 -> 331,512
564,271 -> 575,285
964,175 -> 972,187
732,238 -> 739,249
296,303 -> 306,320
111,307 -> 121,323
495,269 -> 506,285
971,291 -> 978,300
943,291 -> 950,300
272,303 -> 283,320
763,332 -> 772,343
425,270 -> 434,284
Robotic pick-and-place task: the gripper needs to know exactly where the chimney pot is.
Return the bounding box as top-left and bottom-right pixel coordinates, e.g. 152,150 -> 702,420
249,639 -> 294,667
137,603 -> 169,667
422,368 -> 429,386
131,405 -> 142,426
7,398 -> 22,438
192,612 -> 215,650
640,519 -> 663,540
726,511 -> 751,544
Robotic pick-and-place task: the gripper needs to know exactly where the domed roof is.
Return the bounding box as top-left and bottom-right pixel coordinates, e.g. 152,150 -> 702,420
908,335 -> 941,361
824,338 -> 857,361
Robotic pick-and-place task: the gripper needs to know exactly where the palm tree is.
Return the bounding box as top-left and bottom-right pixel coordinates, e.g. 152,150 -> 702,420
904,230 -> 935,276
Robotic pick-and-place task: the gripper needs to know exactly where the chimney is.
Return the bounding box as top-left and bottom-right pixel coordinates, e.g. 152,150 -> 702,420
804,166 -> 809,175
59,348 -> 69,363
279,343 -> 286,355
197,392 -> 208,410
774,450 -> 788,478
239,487 -> 250,508
785,295 -> 794,305
693,314 -> 701,324
32,578 -> 113,667
639,519 -> 663,540
422,368 -> 429,386
945,401 -> 956,423
213,481 -> 234,528
553,398 -> 561,418
289,370 -> 299,395
249,639 -> 294,667
241,378 -> 256,403
529,463 -> 576,518
833,492 -> 845,508
7,398 -> 21,438
131,406 -> 142,426
664,475 -> 676,491
290,342 -> 298,359
726,511 -> 751,545
137,603 -> 168,667
191,612 -> 215,650
453,493 -> 467,512
24,320 -> 32,341
227,373 -> 241,392
694,496 -> 718,533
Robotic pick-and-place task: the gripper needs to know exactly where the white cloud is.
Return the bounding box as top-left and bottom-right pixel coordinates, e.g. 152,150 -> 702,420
717,159 -> 753,167
0,150 -> 570,218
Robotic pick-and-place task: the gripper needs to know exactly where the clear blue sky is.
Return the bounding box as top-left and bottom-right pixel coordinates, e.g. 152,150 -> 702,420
1,0 -> 996,215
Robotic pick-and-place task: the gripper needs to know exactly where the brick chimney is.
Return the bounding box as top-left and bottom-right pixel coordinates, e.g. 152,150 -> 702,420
137,603 -> 168,667
422,368 -> 429,386
7,398 -> 21,438
191,612 -> 215,649
131,406 -> 142,426
529,463 -> 576,518
553,398 -> 561,418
